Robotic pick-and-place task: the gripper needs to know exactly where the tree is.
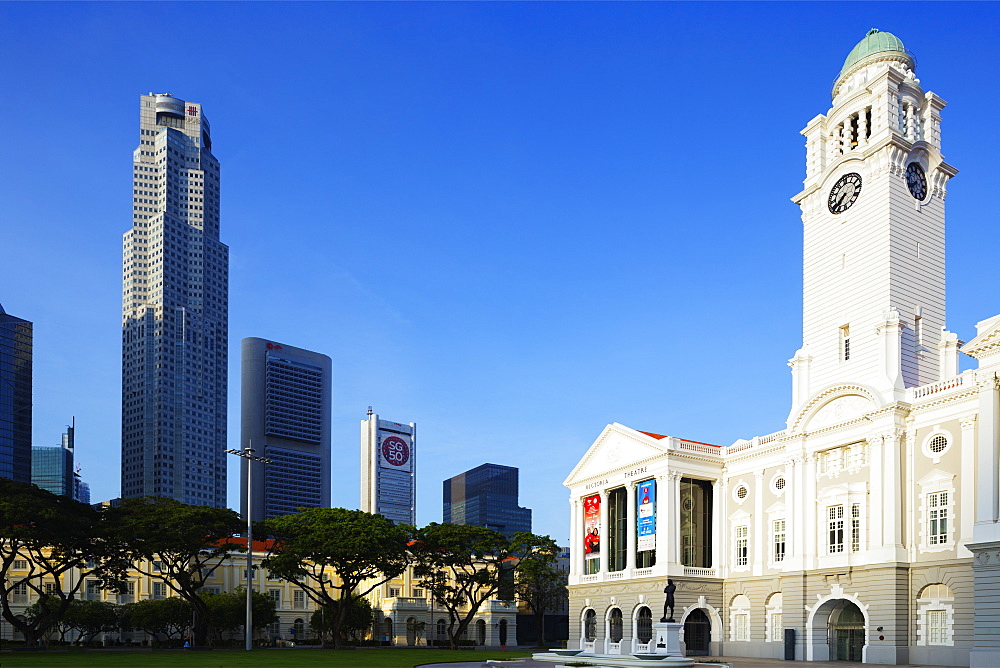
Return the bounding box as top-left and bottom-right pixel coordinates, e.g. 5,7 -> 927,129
514,550 -> 567,647
260,507 -> 412,649
0,478 -> 128,647
106,497 -> 244,647
60,600 -> 122,645
121,598 -> 191,644
309,597 -> 373,646
203,588 -> 277,645
412,523 -> 559,649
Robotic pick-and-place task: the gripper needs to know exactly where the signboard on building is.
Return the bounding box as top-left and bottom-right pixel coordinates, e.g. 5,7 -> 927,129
637,479 -> 656,551
583,494 -> 601,557
361,413 -> 416,526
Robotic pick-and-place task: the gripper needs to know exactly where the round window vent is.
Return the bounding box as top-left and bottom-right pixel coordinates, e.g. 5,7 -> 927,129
929,435 -> 948,453
775,477 -> 786,490
736,486 -> 748,499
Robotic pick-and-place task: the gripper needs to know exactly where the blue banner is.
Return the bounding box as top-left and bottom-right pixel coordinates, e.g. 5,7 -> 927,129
637,479 -> 656,551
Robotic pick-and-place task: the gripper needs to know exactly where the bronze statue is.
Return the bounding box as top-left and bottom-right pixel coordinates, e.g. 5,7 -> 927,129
661,579 -> 676,622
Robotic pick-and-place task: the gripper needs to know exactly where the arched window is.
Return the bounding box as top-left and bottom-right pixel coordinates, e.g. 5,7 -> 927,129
636,606 -> 653,643
584,609 -> 597,641
917,583 -> 955,646
406,617 -> 417,646
730,594 -> 751,642
498,619 -> 508,646
293,618 -> 305,637
765,592 -> 783,643
436,618 -> 446,644
609,608 -> 623,643
476,619 -> 486,645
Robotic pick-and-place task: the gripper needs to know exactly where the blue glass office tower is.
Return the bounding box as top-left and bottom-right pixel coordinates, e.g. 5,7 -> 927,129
443,463 -> 532,538
32,422 -> 75,497
0,302 -> 32,483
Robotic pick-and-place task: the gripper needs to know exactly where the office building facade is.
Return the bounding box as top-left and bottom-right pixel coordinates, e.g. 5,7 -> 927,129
0,302 -> 31,484
32,421 -> 75,497
361,411 -> 416,526
443,463 -> 532,538
240,338 -> 331,521
120,94 -> 228,506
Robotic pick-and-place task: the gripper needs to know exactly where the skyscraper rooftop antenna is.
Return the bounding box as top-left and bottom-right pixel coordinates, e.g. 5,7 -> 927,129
367,406 -> 374,417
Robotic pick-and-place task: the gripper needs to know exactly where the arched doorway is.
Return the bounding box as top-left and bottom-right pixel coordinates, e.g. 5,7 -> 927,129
406,617 -> 417,646
635,606 -> 653,652
830,602 -> 865,662
498,619 -> 508,646
583,609 -> 597,650
476,619 -> 486,645
383,617 -> 393,645
683,609 -> 711,656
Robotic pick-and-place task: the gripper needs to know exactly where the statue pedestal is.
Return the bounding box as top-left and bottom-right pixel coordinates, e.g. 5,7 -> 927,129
653,622 -> 683,656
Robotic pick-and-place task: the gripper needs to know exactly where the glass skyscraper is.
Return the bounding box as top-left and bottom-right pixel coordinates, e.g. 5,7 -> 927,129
443,463 -> 532,538
0,302 -> 31,483
120,94 -> 228,506
32,422 -> 78,498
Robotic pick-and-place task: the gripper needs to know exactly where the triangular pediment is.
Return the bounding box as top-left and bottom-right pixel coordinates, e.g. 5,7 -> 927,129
962,313 -> 1000,361
563,423 -> 670,487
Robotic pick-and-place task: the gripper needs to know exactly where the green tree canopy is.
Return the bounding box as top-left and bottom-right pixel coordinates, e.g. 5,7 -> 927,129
106,497 -> 244,647
412,524 -> 559,649
121,598 -> 191,643
513,548 -> 567,647
260,507 -> 413,649
60,600 -> 122,645
0,478 -> 128,647
203,588 -> 277,645
309,596 -> 373,646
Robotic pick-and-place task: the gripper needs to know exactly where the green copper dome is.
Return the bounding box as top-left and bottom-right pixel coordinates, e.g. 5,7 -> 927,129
833,29 -> 914,97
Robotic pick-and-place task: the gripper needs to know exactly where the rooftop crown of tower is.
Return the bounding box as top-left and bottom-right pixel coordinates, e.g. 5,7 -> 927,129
833,29 -> 915,99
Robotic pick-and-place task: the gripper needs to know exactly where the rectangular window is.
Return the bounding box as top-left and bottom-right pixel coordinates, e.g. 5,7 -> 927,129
85,579 -> 101,601
412,588 -> 423,598
152,582 -> 167,599
735,526 -> 749,567
735,613 -> 749,641
770,613 -> 783,642
268,588 -> 280,606
13,560 -> 28,570
929,492 -> 949,545
608,487 -> 628,572
679,478 -> 713,568
828,505 -> 845,553
773,519 -> 786,562
851,503 -> 862,552
388,587 -> 400,598
13,582 -> 29,603
927,609 -> 948,645
293,590 -> 306,609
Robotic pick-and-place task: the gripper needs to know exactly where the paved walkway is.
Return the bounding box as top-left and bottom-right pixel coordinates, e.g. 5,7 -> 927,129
420,657 -> 931,668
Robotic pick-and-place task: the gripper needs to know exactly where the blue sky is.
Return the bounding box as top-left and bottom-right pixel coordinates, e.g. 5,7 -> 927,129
2,2 -> 999,543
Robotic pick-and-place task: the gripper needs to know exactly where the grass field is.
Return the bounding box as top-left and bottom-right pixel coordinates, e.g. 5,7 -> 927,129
0,647 -> 533,668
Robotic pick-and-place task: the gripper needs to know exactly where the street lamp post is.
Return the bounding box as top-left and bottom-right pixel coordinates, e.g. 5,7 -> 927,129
226,445 -> 271,651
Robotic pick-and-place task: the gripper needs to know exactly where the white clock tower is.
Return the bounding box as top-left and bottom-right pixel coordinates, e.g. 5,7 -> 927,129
788,29 -> 959,419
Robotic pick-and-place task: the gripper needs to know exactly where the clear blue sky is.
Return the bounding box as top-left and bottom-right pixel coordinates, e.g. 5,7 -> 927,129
2,2 -> 999,543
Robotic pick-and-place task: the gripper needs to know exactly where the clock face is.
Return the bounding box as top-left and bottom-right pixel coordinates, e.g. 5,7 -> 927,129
906,162 -> 927,201
380,435 -> 410,467
828,172 -> 863,214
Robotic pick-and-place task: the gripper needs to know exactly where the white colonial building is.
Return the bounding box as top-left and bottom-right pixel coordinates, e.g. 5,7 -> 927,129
565,30 -> 1000,667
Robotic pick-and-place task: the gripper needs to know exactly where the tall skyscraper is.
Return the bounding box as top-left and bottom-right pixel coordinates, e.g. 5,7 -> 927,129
120,94 -> 228,506
443,463 -> 532,538
0,302 -> 31,483
361,410 -> 416,526
240,338 -> 331,521
32,420 -> 75,497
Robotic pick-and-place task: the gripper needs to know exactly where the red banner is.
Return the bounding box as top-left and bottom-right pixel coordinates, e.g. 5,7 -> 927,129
583,494 -> 601,555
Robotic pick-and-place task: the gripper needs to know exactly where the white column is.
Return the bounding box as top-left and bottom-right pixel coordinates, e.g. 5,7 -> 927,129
975,378 -> 1000,528
960,416 -> 977,556
654,474 -> 671,568
858,108 -> 868,146
670,473 -> 681,566
869,434 -> 885,550
712,480 -> 724,572
804,456 -> 817,570
753,471 -> 765,576
599,489 -> 610,574
571,498 -> 583,576
883,429 -> 904,550
789,456 -> 803,569
626,481 -> 637,572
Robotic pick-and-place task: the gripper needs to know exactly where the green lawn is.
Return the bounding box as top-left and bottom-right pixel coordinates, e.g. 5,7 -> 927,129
0,647 -> 532,668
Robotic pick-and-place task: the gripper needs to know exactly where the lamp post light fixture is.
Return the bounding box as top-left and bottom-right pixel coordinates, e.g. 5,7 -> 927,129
225,445 -> 271,651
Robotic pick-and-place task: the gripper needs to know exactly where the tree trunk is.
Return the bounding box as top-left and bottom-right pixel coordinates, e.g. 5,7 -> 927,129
535,609 -> 546,647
